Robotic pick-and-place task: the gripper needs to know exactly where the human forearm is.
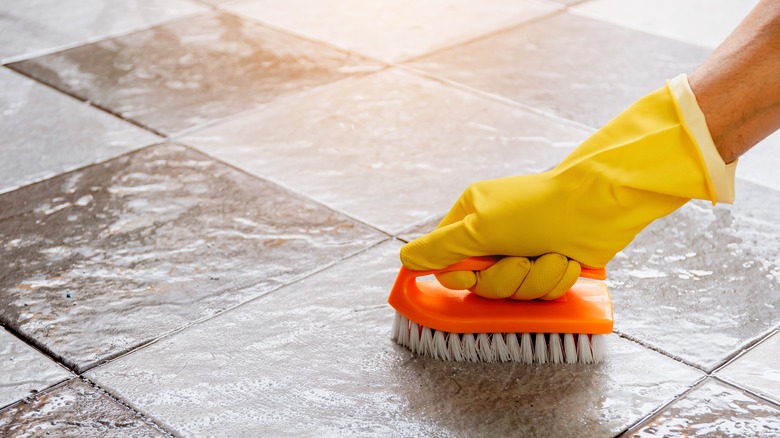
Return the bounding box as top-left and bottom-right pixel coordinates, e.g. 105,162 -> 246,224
689,0 -> 780,163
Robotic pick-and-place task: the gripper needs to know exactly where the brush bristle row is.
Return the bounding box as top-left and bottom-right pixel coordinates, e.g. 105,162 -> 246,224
392,312 -> 607,364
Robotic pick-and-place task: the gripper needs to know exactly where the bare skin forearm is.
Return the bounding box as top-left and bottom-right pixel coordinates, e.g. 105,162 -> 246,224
688,0 -> 780,163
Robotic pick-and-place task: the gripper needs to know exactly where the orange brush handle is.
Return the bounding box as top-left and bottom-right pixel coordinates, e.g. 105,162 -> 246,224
388,257 -> 613,334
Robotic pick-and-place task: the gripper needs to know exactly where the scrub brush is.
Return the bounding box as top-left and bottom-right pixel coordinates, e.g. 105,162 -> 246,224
389,257 -> 613,364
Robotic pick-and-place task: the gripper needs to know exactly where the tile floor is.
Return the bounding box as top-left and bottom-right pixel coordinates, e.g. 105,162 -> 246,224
1,0 -> 779,436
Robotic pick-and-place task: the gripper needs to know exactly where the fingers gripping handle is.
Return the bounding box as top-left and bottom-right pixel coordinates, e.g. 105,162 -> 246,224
400,256 -> 607,283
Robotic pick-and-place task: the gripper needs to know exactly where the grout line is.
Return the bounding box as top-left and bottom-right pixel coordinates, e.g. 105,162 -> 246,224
612,329 -> 709,373
168,64 -> 389,139
391,214 -> 444,242
395,63 -> 597,133
616,328 -> 780,435
214,8 -> 393,68
566,5 -> 716,52
0,377 -> 77,413
0,8 -> 213,65
4,65 -> 169,139
83,237 -> 394,373
0,140 -> 168,200
397,6 -> 565,65
0,374 -> 178,436
0,321 -> 78,378
711,329 -> 779,375
712,375 -> 780,410
705,329 -> 780,375
174,141 -> 396,237
618,375 -> 710,437
79,376 -> 179,437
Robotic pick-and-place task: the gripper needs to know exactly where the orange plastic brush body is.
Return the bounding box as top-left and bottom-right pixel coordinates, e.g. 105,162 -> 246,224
388,257 -> 613,335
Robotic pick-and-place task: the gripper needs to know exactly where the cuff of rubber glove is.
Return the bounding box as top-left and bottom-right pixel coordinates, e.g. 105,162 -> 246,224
668,74 -> 737,205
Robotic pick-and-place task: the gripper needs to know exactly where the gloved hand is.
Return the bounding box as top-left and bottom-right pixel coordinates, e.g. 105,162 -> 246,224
401,74 -> 736,299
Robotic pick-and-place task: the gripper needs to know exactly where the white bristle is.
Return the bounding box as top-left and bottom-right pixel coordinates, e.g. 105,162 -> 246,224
548,334 -> 564,364
391,317 -> 609,364
563,334 -> 577,364
493,334 -> 511,362
432,330 -> 450,361
419,327 -> 433,356
535,333 -> 548,364
591,334 -> 607,363
391,312 -> 402,341
398,315 -> 410,347
409,322 -> 420,353
506,333 -> 522,362
462,334 -> 478,362
520,333 -> 534,364
476,333 -> 495,362
578,333 -> 594,364
449,333 -> 464,362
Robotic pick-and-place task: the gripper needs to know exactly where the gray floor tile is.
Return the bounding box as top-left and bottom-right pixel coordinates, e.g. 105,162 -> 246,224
0,379 -> 168,437
87,241 -> 702,437
574,0 -> 759,49
0,327 -> 71,409
737,131 -> 780,192
0,0 -> 207,63
180,69 -> 590,233
396,216 -> 441,243
628,379 -> 780,437
0,68 -> 160,195
222,0 -> 558,62
0,143 -> 385,372
608,179 -> 780,371
408,11 -> 708,128
9,12 -> 379,135
717,331 -> 780,405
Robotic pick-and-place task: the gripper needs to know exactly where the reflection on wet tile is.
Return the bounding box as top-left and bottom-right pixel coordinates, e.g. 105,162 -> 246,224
608,180 -> 780,371
574,0 -> 759,49
87,241 -> 702,437
0,0 -> 207,63
408,12 -> 708,127
0,379 -> 167,437
629,379 -> 780,437
738,131 -> 780,192
222,0 -> 558,62
9,12 -> 379,134
181,69 -> 590,233
0,68 -> 159,194
0,143 -> 384,372
717,332 -> 780,404
0,328 -> 71,409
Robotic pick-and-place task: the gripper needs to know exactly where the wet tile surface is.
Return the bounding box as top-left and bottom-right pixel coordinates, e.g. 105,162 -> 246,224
0,68 -> 159,195
0,0 -> 207,63
87,241 -> 703,437
9,12 -> 379,135
608,180 -> 780,371
629,379 -> 780,437
222,0 -> 558,62
408,11 -> 709,128
717,332 -> 780,405
0,143 -> 385,372
574,0 -> 759,49
0,379 -> 168,437
0,327 -> 71,409
181,69 -> 590,233
737,131 -> 780,192
396,216 -> 441,243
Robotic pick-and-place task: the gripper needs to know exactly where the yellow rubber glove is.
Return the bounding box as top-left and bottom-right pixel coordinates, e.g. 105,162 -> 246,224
401,74 -> 736,299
